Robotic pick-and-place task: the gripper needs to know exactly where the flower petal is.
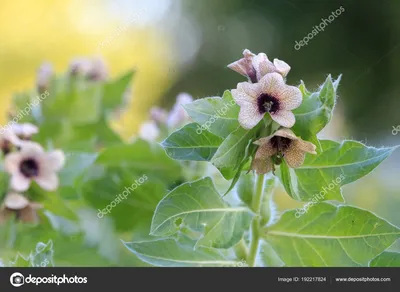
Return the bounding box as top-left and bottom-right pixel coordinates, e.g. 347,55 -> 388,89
4,152 -> 22,174
19,206 -> 39,224
252,53 -> 275,80
227,49 -> 256,79
236,82 -> 263,101
270,110 -> 296,128
238,104 -> 264,129
273,59 -> 291,77
10,173 -> 31,192
35,172 -> 59,191
4,193 -> 29,210
259,73 -> 286,98
278,85 -> 302,111
273,128 -> 298,140
293,139 -> 317,155
46,150 -> 65,171
284,146 -> 306,168
251,138 -> 277,174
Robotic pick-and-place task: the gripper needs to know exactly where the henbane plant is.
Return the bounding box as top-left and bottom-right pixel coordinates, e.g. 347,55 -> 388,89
124,49 -> 400,267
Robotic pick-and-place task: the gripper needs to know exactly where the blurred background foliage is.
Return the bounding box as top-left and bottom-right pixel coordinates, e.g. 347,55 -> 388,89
0,0 -> 399,265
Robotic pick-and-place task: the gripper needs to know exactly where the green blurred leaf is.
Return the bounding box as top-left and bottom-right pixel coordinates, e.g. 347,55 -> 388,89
161,123 -> 223,161
151,177 -> 252,249
292,75 -> 340,149
263,203 -> 400,266
102,70 -> 134,110
95,139 -> 181,182
123,237 -> 237,267
183,90 -> 240,138
369,251 -> 400,267
278,140 -> 397,202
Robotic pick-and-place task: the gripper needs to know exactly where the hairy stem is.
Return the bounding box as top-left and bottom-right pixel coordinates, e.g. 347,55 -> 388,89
247,174 -> 266,267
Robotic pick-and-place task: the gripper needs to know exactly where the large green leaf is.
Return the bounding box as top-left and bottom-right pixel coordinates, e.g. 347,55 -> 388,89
184,90 -> 240,138
211,126 -> 259,180
263,203 -> 400,266
260,241 -> 285,267
161,123 -> 223,161
292,75 -> 340,149
278,140 -> 397,202
151,177 -> 252,249
123,237 -> 237,267
369,251 -> 400,267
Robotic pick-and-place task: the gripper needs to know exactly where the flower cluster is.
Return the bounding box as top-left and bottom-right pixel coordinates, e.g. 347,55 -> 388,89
138,92 -> 193,142
0,123 -> 65,224
229,49 -> 317,173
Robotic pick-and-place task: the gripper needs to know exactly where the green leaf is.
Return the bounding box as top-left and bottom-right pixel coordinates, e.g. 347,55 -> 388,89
292,75 -> 340,149
123,237 -> 237,267
68,85 -> 102,125
151,177 -> 252,249
184,90 -> 240,138
59,152 -> 98,187
211,126 -> 259,180
263,203 -> 400,266
369,251 -> 400,267
161,123 -> 224,161
102,70 -> 134,110
278,140 -> 397,202
260,241 -> 285,267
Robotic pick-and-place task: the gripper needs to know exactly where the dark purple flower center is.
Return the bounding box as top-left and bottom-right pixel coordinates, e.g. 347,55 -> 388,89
270,136 -> 292,154
20,158 -> 39,178
257,93 -> 280,114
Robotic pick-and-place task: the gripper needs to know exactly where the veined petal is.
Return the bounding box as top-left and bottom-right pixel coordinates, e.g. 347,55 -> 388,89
274,128 -> 298,140
252,156 -> 274,174
227,49 -> 256,79
253,53 -> 275,80
284,145 -> 306,168
293,139 -> 317,154
4,152 -> 22,174
259,73 -> 286,98
270,110 -> 296,128
273,59 -> 291,77
278,85 -> 302,110
46,150 -> 66,172
238,105 -> 264,130
237,82 -> 263,100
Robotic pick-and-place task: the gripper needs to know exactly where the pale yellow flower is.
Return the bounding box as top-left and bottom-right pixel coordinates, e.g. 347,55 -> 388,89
0,192 -> 42,224
231,73 -> 302,129
228,49 -> 291,82
252,128 -> 317,174
5,142 -> 65,191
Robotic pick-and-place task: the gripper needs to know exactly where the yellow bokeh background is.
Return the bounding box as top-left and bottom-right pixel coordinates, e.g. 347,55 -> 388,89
0,0 -> 175,138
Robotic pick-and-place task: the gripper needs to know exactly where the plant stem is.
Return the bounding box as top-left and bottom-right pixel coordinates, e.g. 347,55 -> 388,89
247,173 -> 266,267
